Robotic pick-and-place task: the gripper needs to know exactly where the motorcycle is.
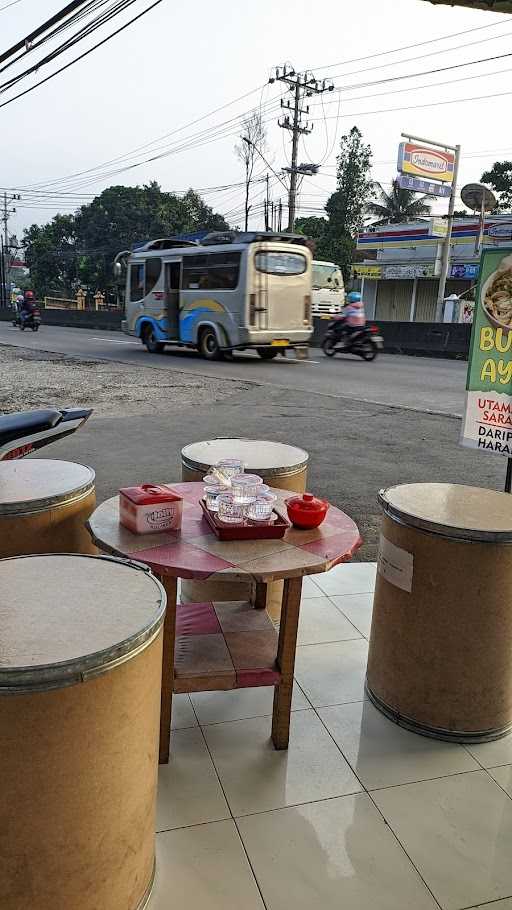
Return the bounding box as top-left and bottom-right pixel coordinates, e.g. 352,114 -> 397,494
0,407 -> 92,461
17,306 -> 42,332
321,317 -> 383,361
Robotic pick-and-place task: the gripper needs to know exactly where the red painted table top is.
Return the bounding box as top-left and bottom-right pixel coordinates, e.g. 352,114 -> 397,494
88,482 -> 362,582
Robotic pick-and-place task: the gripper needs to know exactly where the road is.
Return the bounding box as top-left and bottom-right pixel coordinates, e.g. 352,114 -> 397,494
3,321 -> 503,562
0,322 -> 468,416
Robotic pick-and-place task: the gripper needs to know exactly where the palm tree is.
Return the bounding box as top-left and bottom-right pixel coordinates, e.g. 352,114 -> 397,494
366,178 -> 432,225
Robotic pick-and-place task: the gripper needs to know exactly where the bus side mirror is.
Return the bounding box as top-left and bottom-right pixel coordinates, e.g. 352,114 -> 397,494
113,262 -> 122,279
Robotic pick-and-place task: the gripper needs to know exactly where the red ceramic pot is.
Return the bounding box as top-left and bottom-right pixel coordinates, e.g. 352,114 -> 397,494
286,492 -> 329,529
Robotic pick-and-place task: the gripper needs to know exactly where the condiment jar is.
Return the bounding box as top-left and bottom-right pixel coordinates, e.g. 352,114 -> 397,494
285,492 -> 329,529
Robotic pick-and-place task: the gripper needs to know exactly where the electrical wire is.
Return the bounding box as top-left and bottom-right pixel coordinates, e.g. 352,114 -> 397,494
0,0 -> 23,11
0,0 -> 144,85
0,0 -> 164,109
308,17 -> 511,75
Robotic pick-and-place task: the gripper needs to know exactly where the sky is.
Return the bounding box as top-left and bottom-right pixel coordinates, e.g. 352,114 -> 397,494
1,0 -> 512,243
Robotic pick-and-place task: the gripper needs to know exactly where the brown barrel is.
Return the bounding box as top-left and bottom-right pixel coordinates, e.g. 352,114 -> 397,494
181,438 -> 308,612
0,554 -> 166,910
0,459 -> 97,557
367,482 -> 512,743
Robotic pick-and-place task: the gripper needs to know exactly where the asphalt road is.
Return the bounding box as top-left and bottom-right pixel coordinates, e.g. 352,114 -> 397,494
0,322 -> 468,416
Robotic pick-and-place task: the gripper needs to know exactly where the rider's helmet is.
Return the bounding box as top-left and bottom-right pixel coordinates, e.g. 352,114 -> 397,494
346,291 -> 362,303
24,290 -> 34,299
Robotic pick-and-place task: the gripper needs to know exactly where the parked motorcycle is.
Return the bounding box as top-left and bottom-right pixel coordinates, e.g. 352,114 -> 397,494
0,407 -> 92,461
321,318 -> 383,361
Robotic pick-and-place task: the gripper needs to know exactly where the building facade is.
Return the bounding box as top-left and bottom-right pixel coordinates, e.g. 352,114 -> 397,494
355,216 -> 512,322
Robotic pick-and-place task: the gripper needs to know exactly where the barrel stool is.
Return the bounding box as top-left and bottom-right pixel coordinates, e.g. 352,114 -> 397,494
0,554 -> 166,910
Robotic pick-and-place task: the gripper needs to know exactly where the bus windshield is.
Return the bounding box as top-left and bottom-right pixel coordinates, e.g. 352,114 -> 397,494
312,263 -> 342,290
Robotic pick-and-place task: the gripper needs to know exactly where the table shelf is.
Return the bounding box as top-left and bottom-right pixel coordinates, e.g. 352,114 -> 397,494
174,600 -> 281,694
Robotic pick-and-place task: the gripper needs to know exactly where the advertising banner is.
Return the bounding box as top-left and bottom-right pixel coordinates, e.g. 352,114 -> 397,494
353,264 -> 381,278
398,142 -> 455,183
397,174 -> 452,198
461,248 -> 512,456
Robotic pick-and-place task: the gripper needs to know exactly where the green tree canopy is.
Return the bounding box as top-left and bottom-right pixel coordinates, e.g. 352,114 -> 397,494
23,182 -> 229,297
297,127 -> 373,281
366,178 -> 432,224
480,161 -> 512,210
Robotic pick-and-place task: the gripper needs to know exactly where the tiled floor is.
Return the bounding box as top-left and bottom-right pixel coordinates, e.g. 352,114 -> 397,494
153,562 -> 512,910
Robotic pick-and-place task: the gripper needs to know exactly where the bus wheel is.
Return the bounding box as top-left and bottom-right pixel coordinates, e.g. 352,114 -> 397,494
199,328 -> 222,360
143,325 -> 164,354
257,348 -> 278,360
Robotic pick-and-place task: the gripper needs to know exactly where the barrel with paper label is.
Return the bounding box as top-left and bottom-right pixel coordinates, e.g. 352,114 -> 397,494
0,554 -> 166,910
366,482 -> 512,743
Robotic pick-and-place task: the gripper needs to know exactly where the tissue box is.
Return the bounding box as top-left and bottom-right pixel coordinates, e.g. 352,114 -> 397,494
119,484 -> 183,534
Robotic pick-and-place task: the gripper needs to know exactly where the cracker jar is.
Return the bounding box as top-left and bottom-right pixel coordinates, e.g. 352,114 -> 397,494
120,484 -> 182,534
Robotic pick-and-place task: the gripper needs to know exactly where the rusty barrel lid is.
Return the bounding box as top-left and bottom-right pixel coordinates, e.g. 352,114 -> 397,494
0,554 -> 166,693
379,482 -> 512,543
181,438 -> 309,478
0,459 -> 95,516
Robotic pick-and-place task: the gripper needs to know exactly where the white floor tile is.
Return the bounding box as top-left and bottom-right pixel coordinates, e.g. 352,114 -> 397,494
203,709 -> 362,816
465,732 -> 512,768
191,683 -> 309,726
297,596 -> 362,646
301,575 -> 323,598
238,794 -> 438,910
313,562 -> 376,597
488,764 -> 512,797
294,639 -> 368,707
373,771 -> 512,910
153,820 -> 264,909
329,593 -> 374,639
171,693 -> 198,730
319,701 -> 479,790
157,728 -> 229,831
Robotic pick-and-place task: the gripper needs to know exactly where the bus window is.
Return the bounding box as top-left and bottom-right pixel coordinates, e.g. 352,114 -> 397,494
145,257 -> 162,295
182,252 -> 241,290
255,251 -> 306,275
130,264 -> 145,302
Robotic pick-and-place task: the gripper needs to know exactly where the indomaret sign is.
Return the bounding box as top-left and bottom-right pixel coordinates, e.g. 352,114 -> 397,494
461,248 -> 512,457
397,142 -> 455,184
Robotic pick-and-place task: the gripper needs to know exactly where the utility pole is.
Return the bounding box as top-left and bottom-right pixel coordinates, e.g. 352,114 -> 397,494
1,191 -> 21,307
270,65 -> 334,232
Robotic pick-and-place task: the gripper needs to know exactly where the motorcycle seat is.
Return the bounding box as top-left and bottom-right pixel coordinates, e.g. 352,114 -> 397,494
0,408 -> 62,447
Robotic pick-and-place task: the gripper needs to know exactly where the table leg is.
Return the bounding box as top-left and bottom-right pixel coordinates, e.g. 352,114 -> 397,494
158,574 -> 177,765
272,576 -> 303,750
253,582 -> 268,610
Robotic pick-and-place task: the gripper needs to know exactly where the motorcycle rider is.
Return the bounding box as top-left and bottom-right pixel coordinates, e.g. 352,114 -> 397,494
20,290 -> 36,327
338,290 -> 365,346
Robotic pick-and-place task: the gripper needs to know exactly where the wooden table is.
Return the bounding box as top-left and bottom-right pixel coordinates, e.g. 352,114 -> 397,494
88,483 -> 361,763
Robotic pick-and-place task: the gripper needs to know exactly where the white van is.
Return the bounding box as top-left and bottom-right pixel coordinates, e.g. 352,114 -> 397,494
311,260 -> 345,316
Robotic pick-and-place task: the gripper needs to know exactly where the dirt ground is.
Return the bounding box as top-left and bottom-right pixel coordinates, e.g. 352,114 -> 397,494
0,344 -> 252,417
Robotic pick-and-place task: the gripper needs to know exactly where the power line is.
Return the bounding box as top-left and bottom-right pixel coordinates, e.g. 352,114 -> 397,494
0,0 -> 24,11
309,18 -> 512,77
0,0 -> 92,65
0,0 -> 164,110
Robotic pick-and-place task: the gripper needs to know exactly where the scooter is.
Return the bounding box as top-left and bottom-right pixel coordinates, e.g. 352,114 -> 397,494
321,317 -> 384,361
18,306 -> 42,332
0,407 -> 92,461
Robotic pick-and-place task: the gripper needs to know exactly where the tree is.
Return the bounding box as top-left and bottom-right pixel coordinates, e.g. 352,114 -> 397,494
480,161 -> 512,210
295,216 -> 330,259
366,178 -> 432,224
325,127 -> 373,238
23,183 -> 229,297
235,111 -> 266,231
